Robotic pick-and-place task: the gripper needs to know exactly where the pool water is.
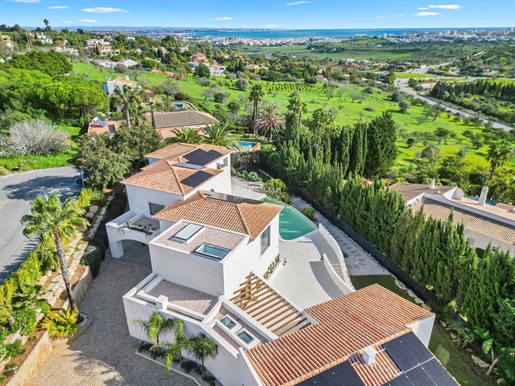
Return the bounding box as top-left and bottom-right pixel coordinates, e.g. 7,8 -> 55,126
264,198 -> 317,240
238,141 -> 259,149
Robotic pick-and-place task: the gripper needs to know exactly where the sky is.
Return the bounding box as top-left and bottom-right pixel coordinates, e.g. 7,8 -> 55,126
0,0 -> 514,29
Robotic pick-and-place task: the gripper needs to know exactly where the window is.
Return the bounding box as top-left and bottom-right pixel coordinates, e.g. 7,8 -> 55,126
173,223 -> 203,241
149,202 -> 165,216
237,330 -> 254,344
260,226 -> 270,254
195,243 -> 230,259
467,237 -> 475,246
220,316 -> 236,330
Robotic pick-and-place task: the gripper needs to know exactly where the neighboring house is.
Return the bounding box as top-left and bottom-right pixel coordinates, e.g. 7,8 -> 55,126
151,111 -> 218,139
87,117 -> 122,135
102,76 -> 139,96
104,142 -> 455,385
391,181 -> 515,255
209,65 -> 226,76
190,52 -> 208,63
119,58 -> 138,68
1,35 -> 14,51
35,34 -> 53,45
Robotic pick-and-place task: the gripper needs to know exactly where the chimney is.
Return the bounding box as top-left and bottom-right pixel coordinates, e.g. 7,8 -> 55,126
362,346 -> 377,365
428,178 -> 435,189
478,186 -> 489,206
125,75 -> 130,81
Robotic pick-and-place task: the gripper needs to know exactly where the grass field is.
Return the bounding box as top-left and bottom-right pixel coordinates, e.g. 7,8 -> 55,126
0,125 -> 81,174
351,275 -> 490,386
73,62 -> 513,171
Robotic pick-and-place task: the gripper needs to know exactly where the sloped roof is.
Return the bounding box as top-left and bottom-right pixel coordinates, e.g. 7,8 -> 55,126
154,191 -> 283,241
150,111 -> 217,130
245,284 -> 433,386
389,183 -> 454,202
413,197 -> 515,245
121,160 -> 222,196
145,142 -> 232,163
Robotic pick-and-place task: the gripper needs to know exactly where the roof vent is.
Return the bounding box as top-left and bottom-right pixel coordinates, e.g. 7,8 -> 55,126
478,186 -> 489,207
362,346 -> 378,365
428,178 -> 435,189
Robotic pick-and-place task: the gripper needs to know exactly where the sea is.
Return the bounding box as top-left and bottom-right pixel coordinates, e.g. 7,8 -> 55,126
187,27 -> 508,39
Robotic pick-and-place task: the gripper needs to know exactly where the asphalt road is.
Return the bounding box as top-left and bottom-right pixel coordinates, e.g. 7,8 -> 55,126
395,78 -> 515,132
0,167 -> 80,282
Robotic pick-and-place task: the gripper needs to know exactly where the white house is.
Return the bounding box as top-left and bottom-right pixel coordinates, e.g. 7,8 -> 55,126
391,181 -> 515,256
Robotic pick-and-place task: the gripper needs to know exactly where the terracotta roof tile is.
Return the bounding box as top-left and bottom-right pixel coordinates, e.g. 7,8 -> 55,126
121,161 -> 222,195
154,191 -> 283,241
245,284 -> 433,386
350,351 -> 400,386
145,142 -> 232,162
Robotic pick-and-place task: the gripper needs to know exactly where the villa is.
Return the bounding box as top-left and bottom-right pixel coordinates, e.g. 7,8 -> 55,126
106,143 -> 457,385
102,76 -> 139,96
391,180 -> 515,255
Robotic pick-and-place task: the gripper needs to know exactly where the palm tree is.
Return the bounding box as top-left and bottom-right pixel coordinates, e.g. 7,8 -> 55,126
287,96 -> 307,127
189,332 -> 218,377
248,83 -> 265,135
171,128 -> 203,144
21,192 -> 88,321
254,104 -> 284,142
203,122 -> 235,147
161,319 -> 190,369
128,104 -> 147,127
112,85 -> 142,129
486,140 -> 515,180
133,311 -> 176,346
43,19 -> 49,28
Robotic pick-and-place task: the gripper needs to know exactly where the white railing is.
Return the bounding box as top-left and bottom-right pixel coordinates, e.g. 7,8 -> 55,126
322,253 -> 354,294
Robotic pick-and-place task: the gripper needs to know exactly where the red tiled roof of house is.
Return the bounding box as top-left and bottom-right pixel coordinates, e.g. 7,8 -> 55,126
154,191 -> 283,241
144,142 -> 232,163
245,284 -> 433,386
121,161 -> 222,196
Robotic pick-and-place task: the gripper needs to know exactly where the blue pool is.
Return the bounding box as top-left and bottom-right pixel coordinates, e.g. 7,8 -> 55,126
264,198 -> 317,240
238,141 -> 260,150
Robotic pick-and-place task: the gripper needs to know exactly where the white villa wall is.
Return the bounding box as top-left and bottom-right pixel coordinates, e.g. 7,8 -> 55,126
464,229 -> 514,256
148,242 -> 226,297
123,284 -> 261,386
222,215 -> 280,295
126,185 -> 181,217
408,315 -> 435,347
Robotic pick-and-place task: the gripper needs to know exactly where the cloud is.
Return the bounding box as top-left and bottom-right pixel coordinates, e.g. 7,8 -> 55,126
61,20 -> 72,23
82,7 -> 128,13
481,2 -> 490,4
376,16 -> 385,19
394,13 -> 407,16
413,11 -> 440,16
285,1 -> 309,6
47,5 -> 69,9
212,16 -> 232,20
265,24 -> 279,27
428,4 -> 462,9
9,0 -> 40,3
418,7 -> 429,10
80,19 -> 99,22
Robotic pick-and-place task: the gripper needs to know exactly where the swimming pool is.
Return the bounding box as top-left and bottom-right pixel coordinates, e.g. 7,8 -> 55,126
238,141 -> 260,150
264,198 -> 317,240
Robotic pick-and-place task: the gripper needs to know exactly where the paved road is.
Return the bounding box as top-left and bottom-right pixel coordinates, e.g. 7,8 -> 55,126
395,78 -> 515,132
0,167 -> 80,282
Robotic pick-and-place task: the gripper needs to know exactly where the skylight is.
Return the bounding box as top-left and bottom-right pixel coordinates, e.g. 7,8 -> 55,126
195,243 -> 230,259
237,330 -> 254,344
220,316 -> 236,329
172,223 -> 203,241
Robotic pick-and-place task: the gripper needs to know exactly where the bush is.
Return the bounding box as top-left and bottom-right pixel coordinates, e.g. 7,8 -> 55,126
41,309 -> 78,339
263,178 -> 292,203
10,307 -> 37,336
0,120 -> 70,157
81,244 -> 102,277
76,188 -> 92,210
235,78 -> 249,91
5,340 -> 24,358
300,207 -> 317,222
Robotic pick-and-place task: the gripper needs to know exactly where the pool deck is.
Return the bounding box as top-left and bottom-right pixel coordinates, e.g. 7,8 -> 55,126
271,232 -> 344,309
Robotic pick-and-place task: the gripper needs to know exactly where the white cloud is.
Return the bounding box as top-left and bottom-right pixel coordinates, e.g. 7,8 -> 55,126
212,16 -> 232,20
265,24 -> 278,27
418,7 -> 429,10
61,20 -> 72,23
394,13 -> 407,16
47,5 -> 69,9
80,19 -> 99,22
413,11 -> 440,16
429,4 -> 462,9
285,1 -> 309,6
82,7 -> 128,13
481,2 -> 490,4
376,16 -> 385,19
9,0 -> 40,3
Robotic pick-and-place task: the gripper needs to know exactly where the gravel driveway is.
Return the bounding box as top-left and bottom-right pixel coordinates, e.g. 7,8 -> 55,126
32,253 -> 196,386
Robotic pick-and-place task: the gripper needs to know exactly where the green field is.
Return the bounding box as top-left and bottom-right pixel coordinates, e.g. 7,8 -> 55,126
73,62 -> 513,171
0,125 -> 81,174
351,275 -> 490,386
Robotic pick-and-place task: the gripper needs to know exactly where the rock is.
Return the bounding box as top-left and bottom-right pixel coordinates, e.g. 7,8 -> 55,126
450,333 -> 457,340
85,211 -> 95,220
466,348 -> 473,352
100,207 -> 107,216
407,289 -> 416,298
415,297 -> 425,305
497,378 -> 505,384
395,280 -> 407,290
90,205 -> 99,213
106,196 -> 114,203
422,304 -> 431,311
440,321 -> 448,328
471,355 -> 490,368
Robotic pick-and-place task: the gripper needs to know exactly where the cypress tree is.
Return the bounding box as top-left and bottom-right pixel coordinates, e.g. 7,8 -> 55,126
365,111 -> 397,177
349,123 -> 367,176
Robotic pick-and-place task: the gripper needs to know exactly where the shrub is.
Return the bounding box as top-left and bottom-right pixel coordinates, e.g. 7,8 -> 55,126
5,361 -> 17,370
364,105 -> 374,111
10,307 -> 37,336
76,188 -> 92,210
41,309 -> 78,339
81,244 -> 102,277
0,120 -> 70,157
5,340 -> 24,358
235,78 -> 249,91
300,207 -> 317,222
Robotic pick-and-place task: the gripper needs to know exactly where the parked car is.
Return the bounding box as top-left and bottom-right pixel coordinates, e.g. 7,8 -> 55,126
76,171 -> 88,185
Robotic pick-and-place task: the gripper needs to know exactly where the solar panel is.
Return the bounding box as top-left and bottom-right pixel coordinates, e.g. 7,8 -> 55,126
296,361 -> 365,386
204,191 -> 263,205
397,332 -> 434,363
181,171 -> 213,188
383,339 -> 419,371
383,374 -> 415,386
404,366 -> 436,386
184,149 -> 223,166
421,359 -> 459,386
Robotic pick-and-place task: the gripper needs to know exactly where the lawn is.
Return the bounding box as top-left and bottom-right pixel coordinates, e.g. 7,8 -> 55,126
351,275 -> 490,386
0,125 -> 81,173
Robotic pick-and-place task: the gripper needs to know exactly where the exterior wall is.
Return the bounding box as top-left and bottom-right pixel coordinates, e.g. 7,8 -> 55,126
408,315 -> 435,347
123,282 -> 260,385
464,229 -> 514,256
148,242 -> 226,297
126,185 -> 182,217
205,155 -> 232,195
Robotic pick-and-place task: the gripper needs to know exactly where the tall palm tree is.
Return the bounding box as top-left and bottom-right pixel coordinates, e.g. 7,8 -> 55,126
486,140 -> 515,180
171,128 -> 203,144
129,104 -> 148,127
133,311 -> 176,346
203,122 -> 235,147
189,332 -> 218,377
248,83 -> 265,135
287,96 -> 307,127
161,319 -> 190,369
254,104 -> 284,142
112,85 -> 142,129
21,192 -> 88,321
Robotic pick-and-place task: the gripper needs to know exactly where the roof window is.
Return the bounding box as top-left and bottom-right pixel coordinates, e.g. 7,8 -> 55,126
172,223 -> 203,241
